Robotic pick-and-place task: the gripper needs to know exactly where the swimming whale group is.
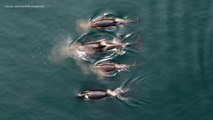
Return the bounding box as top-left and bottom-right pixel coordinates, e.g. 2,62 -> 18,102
69,13 -> 141,100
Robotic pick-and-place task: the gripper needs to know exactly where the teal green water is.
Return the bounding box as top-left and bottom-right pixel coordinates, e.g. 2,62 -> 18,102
1,0 -> 213,120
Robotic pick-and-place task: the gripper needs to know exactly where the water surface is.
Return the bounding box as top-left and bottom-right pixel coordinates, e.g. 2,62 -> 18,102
0,0 -> 212,120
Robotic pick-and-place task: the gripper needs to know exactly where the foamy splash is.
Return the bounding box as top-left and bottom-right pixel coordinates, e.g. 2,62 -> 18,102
48,37 -> 73,63
76,19 -> 91,32
48,36 -> 92,74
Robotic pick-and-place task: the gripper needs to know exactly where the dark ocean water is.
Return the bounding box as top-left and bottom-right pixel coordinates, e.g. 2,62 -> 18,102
0,0 -> 213,120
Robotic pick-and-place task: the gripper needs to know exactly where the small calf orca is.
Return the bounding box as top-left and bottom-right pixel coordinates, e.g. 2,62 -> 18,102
91,58 -> 135,75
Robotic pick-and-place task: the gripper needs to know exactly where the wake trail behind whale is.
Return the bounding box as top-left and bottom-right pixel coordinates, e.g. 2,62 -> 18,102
114,76 -> 150,107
